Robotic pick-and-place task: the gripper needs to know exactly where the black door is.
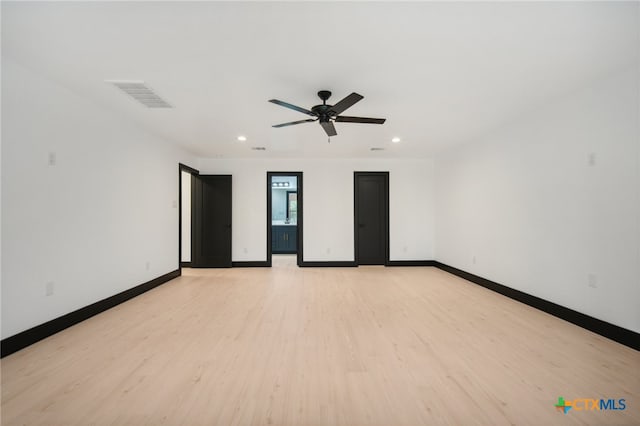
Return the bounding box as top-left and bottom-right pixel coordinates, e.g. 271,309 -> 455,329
354,172 -> 389,265
192,175 -> 232,267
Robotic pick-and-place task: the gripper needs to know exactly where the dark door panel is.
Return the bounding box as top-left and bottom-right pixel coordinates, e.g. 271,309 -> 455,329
192,175 -> 232,267
355,172 -> 389,265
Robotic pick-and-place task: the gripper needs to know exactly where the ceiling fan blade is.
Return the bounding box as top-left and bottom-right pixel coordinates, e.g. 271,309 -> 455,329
269,99 -> 316,116
335,116 -> 386,124
329,92 -> 364,115
272,118 -> 317,128
320,121 -> 337,137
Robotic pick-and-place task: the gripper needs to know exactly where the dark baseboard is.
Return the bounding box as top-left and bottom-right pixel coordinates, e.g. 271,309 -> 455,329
189,265 -> 232,268
1,269 -> 181,358
300,261 -> 358,267
387,260 -> 436,267
232,261 -> 271,267
434,262 -> 640,351
180,261 -> 192,267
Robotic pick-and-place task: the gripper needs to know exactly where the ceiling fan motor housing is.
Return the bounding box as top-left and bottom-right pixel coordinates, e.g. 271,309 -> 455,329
312,104 -> 334,118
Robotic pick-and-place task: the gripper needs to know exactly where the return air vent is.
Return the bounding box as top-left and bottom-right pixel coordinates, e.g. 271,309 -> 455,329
107,80 -> 172,108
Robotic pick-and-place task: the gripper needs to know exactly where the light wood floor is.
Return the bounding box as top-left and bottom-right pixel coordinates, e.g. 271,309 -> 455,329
2,256 -> 639,425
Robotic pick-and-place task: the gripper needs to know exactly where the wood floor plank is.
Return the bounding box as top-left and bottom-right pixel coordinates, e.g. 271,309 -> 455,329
2,257 -> 638,425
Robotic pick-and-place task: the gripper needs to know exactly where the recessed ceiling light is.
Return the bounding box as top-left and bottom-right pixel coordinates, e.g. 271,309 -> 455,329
391,137 -> 401,143
237,135 -> 247,142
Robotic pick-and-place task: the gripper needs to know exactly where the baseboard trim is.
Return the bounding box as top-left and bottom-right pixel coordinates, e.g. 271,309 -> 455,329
434,262 -> 640,351
232,261 -> 271,267
300,261 -> 357,267
1,269 -> 181,358
180,261 -> 192,267
387,260 -> 437,267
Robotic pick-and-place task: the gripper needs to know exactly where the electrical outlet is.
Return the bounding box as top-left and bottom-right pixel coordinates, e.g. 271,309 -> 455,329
403,246 -> 408,253
588,273 -> 597,288
472,255 -> 477,265
326,248 -> 331,254
588,152 -> 596,166
172,200 -> 177,208
146,261 -> 150,271
243,248 -> 248,254
45,281 -> 55,296
48,152 -> 56,166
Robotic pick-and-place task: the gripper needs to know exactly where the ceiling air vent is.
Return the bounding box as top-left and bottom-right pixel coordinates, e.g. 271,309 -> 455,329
251,147 -> 266,151
107,80 -> 172,108
370,147 -> 385,151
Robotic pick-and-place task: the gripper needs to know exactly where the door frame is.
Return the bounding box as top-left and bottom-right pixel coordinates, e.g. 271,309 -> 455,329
267,172 -> 303,267
285,190 -> 297,220
353,171 -> 390,265
178,163 -> 199,271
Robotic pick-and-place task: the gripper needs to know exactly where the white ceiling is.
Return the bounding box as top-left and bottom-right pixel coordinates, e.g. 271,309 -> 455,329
2,1 -> 638,159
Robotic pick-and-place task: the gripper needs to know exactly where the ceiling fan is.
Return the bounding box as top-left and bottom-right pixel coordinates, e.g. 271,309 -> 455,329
269,90 -> 386,137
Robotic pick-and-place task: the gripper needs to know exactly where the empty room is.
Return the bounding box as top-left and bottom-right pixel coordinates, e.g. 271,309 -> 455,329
1,1 -> 639,425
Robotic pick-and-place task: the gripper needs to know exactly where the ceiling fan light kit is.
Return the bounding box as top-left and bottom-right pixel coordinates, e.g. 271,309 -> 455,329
269,90 -> 386,139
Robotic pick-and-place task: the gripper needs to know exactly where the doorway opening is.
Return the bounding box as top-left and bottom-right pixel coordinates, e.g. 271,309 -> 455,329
267,172 -> 303,267
179,163 -> 199,270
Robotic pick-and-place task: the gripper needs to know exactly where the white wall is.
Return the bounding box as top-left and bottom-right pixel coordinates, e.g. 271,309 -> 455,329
180,171 -> 191,262
435,65 -> 640,333
197,158 -> 435,262
1,58 -> 196,338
